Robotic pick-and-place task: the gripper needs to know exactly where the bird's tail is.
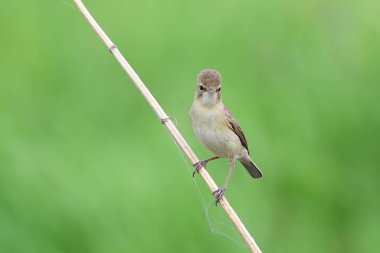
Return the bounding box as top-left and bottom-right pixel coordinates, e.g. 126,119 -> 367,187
239,157 -> 263,179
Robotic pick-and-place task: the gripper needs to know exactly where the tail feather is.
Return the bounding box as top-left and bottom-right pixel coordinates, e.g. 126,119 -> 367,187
239,158 -> 263,179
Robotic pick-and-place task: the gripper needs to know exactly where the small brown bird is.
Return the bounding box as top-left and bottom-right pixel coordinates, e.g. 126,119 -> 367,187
189,69 -> 262,203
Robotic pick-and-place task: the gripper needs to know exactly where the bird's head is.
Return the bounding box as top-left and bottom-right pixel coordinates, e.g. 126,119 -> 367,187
195,69 -> 222,106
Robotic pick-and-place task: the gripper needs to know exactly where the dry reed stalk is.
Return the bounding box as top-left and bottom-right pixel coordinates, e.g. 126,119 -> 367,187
72,1 -> 262,252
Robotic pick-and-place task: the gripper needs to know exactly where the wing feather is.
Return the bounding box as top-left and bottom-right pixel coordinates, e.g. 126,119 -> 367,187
224,107 -> 249,154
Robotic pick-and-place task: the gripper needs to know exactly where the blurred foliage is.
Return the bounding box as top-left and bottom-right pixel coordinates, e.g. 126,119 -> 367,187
0,0 -> 379,252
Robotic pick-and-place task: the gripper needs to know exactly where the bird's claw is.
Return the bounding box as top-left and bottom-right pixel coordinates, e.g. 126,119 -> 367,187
192,160 -> 207,177
212,187 -> 226,206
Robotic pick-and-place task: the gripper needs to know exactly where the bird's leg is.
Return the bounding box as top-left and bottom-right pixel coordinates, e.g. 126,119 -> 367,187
192,156 -> 220,177
213,157 -> 236,205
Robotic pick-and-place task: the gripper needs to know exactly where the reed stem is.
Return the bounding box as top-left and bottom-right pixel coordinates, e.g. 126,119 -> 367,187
72,1 -> 262,252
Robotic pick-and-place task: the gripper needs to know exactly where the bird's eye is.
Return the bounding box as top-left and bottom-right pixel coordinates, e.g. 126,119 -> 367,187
199,85 -> 205,91
217,87 -> 221,92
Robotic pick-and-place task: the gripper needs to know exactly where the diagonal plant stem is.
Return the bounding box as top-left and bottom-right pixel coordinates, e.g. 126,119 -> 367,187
72,1 -> 262,252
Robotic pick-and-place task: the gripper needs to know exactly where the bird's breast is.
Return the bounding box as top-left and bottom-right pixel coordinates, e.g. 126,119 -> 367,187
190,103 -> 244,158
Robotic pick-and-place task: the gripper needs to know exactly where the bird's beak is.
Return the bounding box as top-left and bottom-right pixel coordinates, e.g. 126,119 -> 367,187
207,88 -> 216,94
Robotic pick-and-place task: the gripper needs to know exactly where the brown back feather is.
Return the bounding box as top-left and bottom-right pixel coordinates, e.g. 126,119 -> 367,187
225,108 -> 250,154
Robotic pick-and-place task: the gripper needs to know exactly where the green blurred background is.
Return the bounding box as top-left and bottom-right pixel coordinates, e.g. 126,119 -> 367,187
1,0 -> 379,252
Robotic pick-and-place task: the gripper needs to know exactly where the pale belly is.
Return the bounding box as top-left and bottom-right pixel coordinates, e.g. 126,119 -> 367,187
190,105 -> 246,159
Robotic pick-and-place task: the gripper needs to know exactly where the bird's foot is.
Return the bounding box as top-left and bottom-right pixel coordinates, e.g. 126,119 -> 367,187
192,160 -> 208,177
212,187 -> 226,206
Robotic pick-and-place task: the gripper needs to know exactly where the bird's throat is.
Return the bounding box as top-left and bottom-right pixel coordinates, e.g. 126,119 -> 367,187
199,93 -> 221,107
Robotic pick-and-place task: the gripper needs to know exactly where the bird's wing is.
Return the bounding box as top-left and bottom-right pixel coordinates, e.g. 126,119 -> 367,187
224,107 -> 249,154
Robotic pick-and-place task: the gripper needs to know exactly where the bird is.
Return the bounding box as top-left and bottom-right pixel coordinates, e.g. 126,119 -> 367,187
189,69 -> 262,204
